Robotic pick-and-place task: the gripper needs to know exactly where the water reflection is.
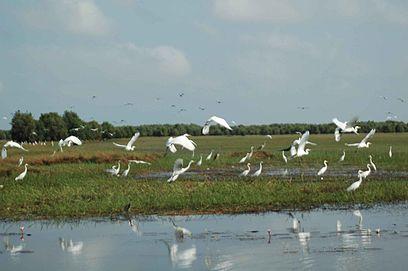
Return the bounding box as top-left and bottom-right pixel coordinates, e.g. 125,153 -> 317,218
0,204 -> 407,271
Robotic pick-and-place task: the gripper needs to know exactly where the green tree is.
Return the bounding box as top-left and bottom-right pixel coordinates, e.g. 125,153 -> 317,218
39,112 -> 68,140
11,111 -> 36,142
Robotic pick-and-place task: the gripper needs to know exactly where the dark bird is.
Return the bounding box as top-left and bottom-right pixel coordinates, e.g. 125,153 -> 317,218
124,102 -> 134,106
199,106 -> 205,111
123,203 -> 131,213
178,92 -> 184,97
297,106 -> 309,110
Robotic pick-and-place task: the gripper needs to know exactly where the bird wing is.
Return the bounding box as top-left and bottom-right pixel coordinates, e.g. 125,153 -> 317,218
127,132 -> 140,148
346,116 -> 359,128
332,118 -> 346,130
171,136 -> 196,151
1,147 -> 7,159
345,143 -> 359,146
297,131 -> 310,152
334,128 -> 341,142
173,159 -> 184,172
113,143 -> 127,148
210,116 -> 233,130
128,160 -> 151,165
64,136 -> 82,146
361,129 -> 376,143
202,124 -> 210,135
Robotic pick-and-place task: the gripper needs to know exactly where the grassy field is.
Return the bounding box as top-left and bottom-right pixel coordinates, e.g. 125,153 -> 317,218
0,133 -> 407,220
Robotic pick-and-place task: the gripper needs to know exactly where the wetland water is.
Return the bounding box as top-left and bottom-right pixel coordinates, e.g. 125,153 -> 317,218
1,204 -> 408,270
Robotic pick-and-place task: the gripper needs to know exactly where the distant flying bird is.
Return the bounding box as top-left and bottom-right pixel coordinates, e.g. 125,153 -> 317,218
90,128 -> 99,132
389,146 -> 392,158
2,116 -> 7,120
113,132 -> 140,151
178,92 -> 184,97
92,95 -> 96,99
251,162 -> 263,177
166,134 -> 197,153
167,158 -> 194,182
178,108 -> 187,113
345,129 -> 376,148
347,176 -> 363,192
124,102 -> 134,106
239,163 -> 251,177
379,95 -> 388,100
369,155 -> 377,171
297,106 -> 309,110
71,125 -> 85,131
216,100 -> 222,104
202,116 -> 233,135
156,97 -> 161,101
397,98 -> 405,103
171,104 -> 176,108
198,106 -> 205,111
317,160 -> 328,179
15,164 -> 28,181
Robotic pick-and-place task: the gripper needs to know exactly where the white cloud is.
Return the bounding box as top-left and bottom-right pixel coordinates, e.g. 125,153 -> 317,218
21,0 -> 111,36
214,0 -> 302,23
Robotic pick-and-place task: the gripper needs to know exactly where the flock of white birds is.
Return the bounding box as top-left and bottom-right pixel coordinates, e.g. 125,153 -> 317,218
1,116 -> 394,192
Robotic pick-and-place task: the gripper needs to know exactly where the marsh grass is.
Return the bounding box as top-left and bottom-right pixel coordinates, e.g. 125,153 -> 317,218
0,133 -> 407,219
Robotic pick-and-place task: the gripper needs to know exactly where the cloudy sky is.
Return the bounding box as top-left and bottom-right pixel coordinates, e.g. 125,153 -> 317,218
0,0 -> 407,129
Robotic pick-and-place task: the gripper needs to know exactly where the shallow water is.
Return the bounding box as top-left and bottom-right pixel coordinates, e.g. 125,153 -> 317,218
1,204 -> 408,271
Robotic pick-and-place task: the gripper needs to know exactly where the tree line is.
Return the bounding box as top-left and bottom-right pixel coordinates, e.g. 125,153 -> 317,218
0,110 -> 407,142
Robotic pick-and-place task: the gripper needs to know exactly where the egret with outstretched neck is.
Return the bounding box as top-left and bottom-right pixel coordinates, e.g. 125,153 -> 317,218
15,164 -> 28,181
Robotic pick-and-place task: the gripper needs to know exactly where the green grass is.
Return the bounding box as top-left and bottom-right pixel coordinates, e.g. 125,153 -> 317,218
0,133 -> 407,220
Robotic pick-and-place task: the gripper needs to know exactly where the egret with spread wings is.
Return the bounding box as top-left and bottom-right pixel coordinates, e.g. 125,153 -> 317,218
202,116 -> 233,135
113,132 -> 140,151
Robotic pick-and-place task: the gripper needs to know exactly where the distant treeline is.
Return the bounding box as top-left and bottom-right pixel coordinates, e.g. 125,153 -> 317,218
0,111 -> 407,142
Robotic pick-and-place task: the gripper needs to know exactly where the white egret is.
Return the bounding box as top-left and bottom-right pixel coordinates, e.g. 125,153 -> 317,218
389,146 -> 392,158
171,220 -> 192,239
369,155 -> 377,171
206,150 -> 213,160
339,150 -> 346,162
345,129 -> 376,148
18,157 -> 24,167
1,147 -> 7,159
166,134 -> 197,154
128,159 -> 151,165
196,155 -> 203,166
347,176 -> 363,192
2,141 -> 28,159
332,117 -> 360,134
358,164 -> 371,179
239,153 -> 250,163
62,135 -> 82,147
59,238 -> 83,254
257,142 -> 266,151
202,116 -> 233,135
294,131 -> 312,157
239,163 -> 251,177
167,159 -> 194,182
317,160 -> 328,179
334,128 -> 341,142
266,135 -> 272,139
292,218 -> 300,232
113,132 -> 140,151
282,151 -> 288,163
247,146 -> 255,159
106,161 -> 120,176
15,164 -> 28,181
353,210 -> 363,227
251,161 -> 263,177
337,220 -> 342,232
121,164 -> 131,177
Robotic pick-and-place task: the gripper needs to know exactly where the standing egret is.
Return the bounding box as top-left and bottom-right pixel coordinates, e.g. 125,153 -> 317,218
202,116 -> 233,135
339,150 -> 346,162
196,155 -> 203,166
166,134 -> 197,154
15,164 -> 28,181
167,159 -> 194,182
247,146 -> 255,159
239,163 -> 251,177
251,162 -> 263,177
121,164 -> 131,177
369,155 -> 377,171
317,160 -> 328,179
345,129 -> 376,148
347,176 -> 363,192
334,128 -> 341,142
337,220 -> 342,232
239,153 -> 250,163
106,161 -> 121,176
282,151 -> 288,163
206,150 -> 213,161
18,157 -> 24,167
358,164 -> 371,179
389,146 -> 392,158
257,142 -> 266,151
113,132 -> 140,151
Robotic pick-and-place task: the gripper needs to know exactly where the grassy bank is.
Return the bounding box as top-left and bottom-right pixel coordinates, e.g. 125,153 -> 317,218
0,133 -> 407,220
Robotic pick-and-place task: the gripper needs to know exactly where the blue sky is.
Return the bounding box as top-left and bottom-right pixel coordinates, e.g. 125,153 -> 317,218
0,0 -> 407,129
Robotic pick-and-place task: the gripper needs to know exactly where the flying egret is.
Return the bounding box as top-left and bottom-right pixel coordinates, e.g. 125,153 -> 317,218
2,141 -> 28,159
18,157 -> 24,167
239,163 -> 251,177
265,135 -> 272,139
334,128 -> 341,142
206,150 -> 213,161
317,160 -> 328,179
389,146 -> 392,158
166,134 -> 197,154
347,175 -> 363,192
196,155 -> 203,166
113,132 -> 140,151
369,155 -> 377,171
345,129 -> 376,148
239,153 -> 250,163
251,161 -> 263,177
202,116 -> 233,135
121,164 -> 131,177
128,159 -> 151,165
106,161 -> 120,176
64,135 -> 82,146
167,159 -> 194,182
339,150 -> 346,162
15,164 -> 28,181
294,131 -> 312,157
332,117 -> 360,134
282,151 -> 288,163
358,164 -> 371,179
